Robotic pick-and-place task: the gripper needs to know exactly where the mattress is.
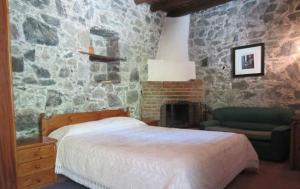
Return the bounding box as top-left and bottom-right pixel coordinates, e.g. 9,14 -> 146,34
49,117 -> 259,189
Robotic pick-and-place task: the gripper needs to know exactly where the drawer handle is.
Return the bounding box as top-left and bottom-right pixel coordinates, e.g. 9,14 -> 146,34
36,178 -> 41,183
34,164 -> 41,169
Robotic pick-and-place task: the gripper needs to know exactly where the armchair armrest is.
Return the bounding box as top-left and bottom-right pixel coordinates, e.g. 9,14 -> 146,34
271,125 -> 290,141
200,120 -> 220,129
271,125 -> 290,160
272,125 -> 290,133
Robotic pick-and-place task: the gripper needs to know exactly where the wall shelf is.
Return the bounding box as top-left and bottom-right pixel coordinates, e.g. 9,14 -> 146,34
79,51 -> 126,62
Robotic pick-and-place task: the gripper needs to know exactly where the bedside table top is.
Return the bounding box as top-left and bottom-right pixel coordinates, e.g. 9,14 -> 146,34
17,136 -> 57,150
142,119 -> 160,126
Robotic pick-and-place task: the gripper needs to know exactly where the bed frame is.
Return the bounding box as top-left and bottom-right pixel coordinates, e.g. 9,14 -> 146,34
40,109 -> 129,136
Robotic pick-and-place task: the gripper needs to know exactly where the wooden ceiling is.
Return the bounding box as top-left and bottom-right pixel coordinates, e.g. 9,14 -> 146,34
134,0 -> 231,17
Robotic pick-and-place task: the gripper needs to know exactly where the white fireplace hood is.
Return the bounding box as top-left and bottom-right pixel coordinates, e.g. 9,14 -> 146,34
148,15 -> 196,81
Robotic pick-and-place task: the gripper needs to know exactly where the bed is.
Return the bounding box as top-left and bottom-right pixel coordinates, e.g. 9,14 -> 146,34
41,109 -> 259,189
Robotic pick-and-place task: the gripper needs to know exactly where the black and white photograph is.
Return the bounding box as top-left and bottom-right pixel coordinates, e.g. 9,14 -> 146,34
241,54 -> 254,69
232,43 -> 264,77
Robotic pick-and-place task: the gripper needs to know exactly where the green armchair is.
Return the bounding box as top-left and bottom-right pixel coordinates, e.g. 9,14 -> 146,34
200,107 -> 294,161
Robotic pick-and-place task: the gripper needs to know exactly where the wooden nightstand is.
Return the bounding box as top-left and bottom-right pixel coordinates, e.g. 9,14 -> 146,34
291,114 -> 300,170
16,136 -> 57,189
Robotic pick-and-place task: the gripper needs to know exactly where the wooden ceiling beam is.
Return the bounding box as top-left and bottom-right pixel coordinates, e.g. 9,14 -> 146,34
134,0 -> 162,5
150,0 -> 193,12
167,0 -> 231,17
136,0 -> 232,17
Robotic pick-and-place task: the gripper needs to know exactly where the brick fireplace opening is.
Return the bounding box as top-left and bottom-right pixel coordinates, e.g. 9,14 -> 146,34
141,80 -> 203,126
160,101 -> 203,128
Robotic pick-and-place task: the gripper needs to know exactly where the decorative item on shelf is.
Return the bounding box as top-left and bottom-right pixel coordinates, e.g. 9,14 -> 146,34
232,43 -> 265,77
79,51 -> 126,63
88,39 -> 94,54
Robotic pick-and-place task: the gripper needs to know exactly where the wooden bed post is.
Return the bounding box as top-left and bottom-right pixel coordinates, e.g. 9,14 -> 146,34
40,113 -> 48,137
0,0 -> 17,188
125,107 -> 130,116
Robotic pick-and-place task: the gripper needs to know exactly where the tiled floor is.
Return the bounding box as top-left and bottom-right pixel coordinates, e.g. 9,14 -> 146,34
45,161 -> 300,189
44,176 -> 87,189
226,161 -> 300,189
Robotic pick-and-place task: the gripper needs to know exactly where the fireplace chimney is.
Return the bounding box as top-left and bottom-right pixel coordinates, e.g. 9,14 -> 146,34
148,15 -> 196,81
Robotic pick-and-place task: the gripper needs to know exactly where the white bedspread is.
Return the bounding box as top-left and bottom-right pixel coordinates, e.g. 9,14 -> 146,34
49,117 -> 258,189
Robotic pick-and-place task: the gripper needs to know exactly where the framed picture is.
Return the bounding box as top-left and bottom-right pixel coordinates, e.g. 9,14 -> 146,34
232,43 -> 265,77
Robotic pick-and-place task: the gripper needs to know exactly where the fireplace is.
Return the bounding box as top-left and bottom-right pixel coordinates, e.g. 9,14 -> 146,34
160,101 -> 206,129
141,81 -> 203,122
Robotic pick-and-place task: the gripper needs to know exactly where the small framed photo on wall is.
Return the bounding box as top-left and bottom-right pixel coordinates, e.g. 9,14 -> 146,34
232,43 -> 265,77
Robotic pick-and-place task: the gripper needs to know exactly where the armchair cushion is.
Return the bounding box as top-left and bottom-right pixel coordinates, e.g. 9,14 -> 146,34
205,126 -> 271,141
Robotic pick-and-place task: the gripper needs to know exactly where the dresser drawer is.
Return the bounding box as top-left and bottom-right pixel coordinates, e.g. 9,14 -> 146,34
17,169 -> 56,189
17,144 -> 55,164
17,157 -> 55,177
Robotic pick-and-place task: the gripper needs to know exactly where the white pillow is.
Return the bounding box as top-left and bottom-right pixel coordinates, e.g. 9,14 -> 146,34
49,116 -> 147,142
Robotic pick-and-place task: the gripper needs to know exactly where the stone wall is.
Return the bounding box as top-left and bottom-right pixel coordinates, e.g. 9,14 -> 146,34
141,81 -> 203,120
189,0 -> 300,110
9,0 -> 165,138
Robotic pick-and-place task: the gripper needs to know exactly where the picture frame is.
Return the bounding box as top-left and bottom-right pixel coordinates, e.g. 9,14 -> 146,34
232,43 -> 265,77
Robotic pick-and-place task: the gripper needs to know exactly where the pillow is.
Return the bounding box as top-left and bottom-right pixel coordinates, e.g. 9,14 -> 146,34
49,116 -> 147,142
95,116 -> 147,128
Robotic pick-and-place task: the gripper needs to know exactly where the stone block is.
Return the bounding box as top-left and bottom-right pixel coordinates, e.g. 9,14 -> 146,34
12,56 -> 24,72
24,50 -> 35,62
127,90 -> 139,104
32,65 -> 50,78
46,90 -> 63,107
23,17 -> 59,46
130,68 -> 139,82
41,14 -> 61,27
108,94 -> 122,107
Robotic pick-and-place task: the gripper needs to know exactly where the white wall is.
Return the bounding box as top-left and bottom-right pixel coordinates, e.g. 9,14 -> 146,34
157,15 -> 190,62
148,60 -> 195,81
148,15 -> 196,81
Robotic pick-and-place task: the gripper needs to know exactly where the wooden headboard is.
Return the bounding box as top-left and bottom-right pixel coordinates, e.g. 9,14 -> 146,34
40,109 -> 129,136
